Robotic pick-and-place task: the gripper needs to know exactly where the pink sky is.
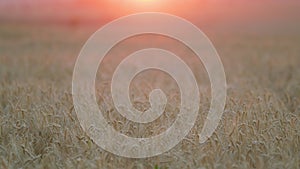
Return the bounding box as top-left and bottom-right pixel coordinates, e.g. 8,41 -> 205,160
0,0 -> 299,32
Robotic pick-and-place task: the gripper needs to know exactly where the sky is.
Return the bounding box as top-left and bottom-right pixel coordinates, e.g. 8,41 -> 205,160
0,0 -> 299,32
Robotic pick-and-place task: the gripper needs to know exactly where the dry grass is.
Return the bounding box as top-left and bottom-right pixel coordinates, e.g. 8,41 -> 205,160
0,23 -> 299,169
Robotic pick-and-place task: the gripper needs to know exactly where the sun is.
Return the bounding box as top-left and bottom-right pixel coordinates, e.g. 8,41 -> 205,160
139,0 -> 151,1
133,0 -> 162,4
133,0 -> 159,4
129,0 -> 164,9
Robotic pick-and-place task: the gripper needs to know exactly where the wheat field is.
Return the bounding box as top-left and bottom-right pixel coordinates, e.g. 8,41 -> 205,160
0,23 -> 299,169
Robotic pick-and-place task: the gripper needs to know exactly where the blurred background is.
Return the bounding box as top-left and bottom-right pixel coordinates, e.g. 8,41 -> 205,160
0,0 -> 300,33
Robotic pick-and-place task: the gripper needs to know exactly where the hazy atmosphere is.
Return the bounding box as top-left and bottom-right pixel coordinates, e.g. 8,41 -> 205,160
0,0 -> 299,169
1,0 -> 300,31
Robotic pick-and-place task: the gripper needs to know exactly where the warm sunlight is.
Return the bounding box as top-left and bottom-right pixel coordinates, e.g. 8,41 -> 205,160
134,0 -> 157,3
1,0 -> 300,168
138,0 -> 154,2
129,0 -> 165,9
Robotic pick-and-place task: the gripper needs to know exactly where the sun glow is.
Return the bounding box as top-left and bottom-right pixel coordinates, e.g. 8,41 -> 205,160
120,0 -> 165,12
136,0 -> 156,2
90,0 -> 198,19
138,0 -> 154,1
133,0 -> 160,5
